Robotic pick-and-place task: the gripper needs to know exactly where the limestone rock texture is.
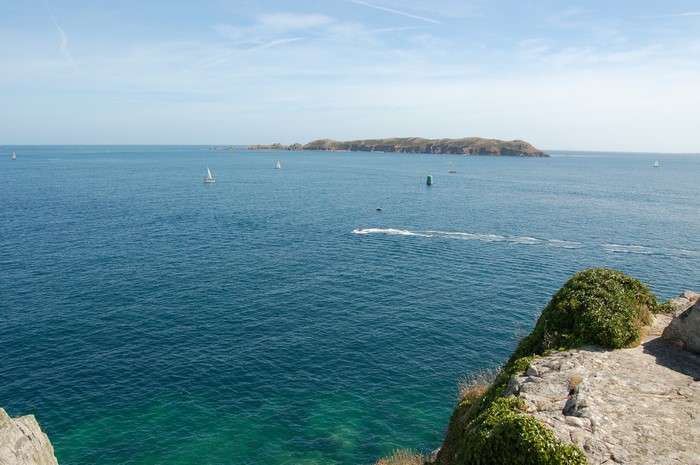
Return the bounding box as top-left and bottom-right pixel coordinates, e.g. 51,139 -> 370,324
663,295 -> 700,354
507,309 -> 700,465
0,408 -> 58,465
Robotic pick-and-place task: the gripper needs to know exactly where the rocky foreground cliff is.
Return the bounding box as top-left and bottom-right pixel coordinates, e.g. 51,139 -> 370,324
503,294 -> 700,465
239,137 -> 549,157
429,270 -> 700,465
0,408 -> 57,465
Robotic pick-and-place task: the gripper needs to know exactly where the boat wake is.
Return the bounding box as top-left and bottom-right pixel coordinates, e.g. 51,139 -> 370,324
353,228 -> 699,257
547,239 -> 583,249
353,228 -> 555,246
603,244 -> 654,255
352,228 -> 431,237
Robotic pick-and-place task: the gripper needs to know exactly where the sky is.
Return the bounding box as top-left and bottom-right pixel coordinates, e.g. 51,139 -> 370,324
1,0 -> 699,152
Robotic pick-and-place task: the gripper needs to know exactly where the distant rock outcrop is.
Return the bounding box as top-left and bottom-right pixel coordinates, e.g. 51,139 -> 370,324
0,408 -> 58,465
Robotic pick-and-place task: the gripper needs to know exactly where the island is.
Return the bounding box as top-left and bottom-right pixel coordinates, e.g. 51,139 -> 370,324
215,137 -> 549,157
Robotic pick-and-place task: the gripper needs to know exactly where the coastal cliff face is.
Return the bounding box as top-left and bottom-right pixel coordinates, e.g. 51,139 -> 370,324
0,408 -> 58,465
430,270 -> 700,465
504,309 -> 700,465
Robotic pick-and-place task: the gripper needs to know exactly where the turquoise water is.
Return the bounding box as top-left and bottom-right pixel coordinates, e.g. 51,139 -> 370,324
1,146 -> 698,464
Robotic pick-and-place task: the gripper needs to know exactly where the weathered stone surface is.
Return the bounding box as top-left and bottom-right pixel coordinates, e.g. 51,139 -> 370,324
508,307 -> 700,465
666,291 -> 700,313
0,408 -> 58,465
663,298 -> 700,355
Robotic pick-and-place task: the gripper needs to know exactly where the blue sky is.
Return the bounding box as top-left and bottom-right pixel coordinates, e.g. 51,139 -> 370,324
2,0 -> 699,151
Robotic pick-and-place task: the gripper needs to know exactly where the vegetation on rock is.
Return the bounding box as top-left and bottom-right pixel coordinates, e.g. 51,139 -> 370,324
373,449 -> 426,465
435,268 -> 661,465
461,398 -> 586,465
514,268 -> 660,358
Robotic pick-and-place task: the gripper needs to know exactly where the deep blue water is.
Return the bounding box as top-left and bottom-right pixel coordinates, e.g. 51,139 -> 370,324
1,146 -> 698,465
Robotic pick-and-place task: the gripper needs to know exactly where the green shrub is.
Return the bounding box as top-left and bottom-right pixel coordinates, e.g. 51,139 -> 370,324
438,357 -> 538,464
655,300 -> 677,314
515,268 -> 658,357
462,397 -> 586,465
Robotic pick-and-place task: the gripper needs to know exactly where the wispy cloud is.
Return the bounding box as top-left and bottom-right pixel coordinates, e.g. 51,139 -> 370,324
257,12 -> 335,30
44,0 -> 75,68
195,37 -> 304,70
640,11 -> 700,18
350,0 -> 440,24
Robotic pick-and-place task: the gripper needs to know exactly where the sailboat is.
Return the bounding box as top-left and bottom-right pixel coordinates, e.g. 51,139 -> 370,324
204,167 -> 215,183
448,161 -> 456,173
275,161 -> 282,169
11,152 -> 16,160
654,160 -> 659,168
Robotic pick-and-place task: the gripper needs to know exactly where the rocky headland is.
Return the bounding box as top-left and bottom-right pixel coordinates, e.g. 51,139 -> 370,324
226,137 -> 548,157
0,408 -> 57,465
428,271 -> 700,465
502,296 -> 700,465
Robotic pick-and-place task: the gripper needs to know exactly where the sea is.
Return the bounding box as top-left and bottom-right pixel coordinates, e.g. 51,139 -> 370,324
1,146 -> 698,465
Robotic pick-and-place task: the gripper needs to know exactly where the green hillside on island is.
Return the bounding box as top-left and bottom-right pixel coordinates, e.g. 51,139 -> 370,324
242,137 -> 548,157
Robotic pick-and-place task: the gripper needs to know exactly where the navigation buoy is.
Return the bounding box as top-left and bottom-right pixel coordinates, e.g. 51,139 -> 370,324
426,175 -> 433,186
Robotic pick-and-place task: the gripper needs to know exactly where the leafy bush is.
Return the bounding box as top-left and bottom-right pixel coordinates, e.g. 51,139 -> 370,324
516,268 -> 658,356
462,397 -> 586,465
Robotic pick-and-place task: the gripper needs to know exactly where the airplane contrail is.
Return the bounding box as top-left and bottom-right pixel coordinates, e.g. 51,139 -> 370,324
350,0 -> 440,24
44,0 -> 75,66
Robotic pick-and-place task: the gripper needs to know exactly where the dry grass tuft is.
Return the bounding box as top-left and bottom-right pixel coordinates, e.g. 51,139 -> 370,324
458,367 -> 500,404
567,374 -> 583,390
374,449 -> 425,465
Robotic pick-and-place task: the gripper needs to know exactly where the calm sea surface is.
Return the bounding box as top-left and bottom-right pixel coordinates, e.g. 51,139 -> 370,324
1,146 -> 698,464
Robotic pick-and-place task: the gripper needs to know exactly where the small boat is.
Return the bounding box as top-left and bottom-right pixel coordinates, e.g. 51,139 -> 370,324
275,161 -> 282,169
448,168 -> 457,173
376,206 -> 383,211
204,167 -> 215,183
11,152 -> 16,160
654,160 -> 659,168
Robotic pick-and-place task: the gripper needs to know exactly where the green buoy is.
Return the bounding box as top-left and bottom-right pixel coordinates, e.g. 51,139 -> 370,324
426,175 -> 433,185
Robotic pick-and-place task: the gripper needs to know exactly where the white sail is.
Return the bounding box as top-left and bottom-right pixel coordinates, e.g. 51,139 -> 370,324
11,152 -> 16,160
276,161 -> 281,169
204,167 -> 215,183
